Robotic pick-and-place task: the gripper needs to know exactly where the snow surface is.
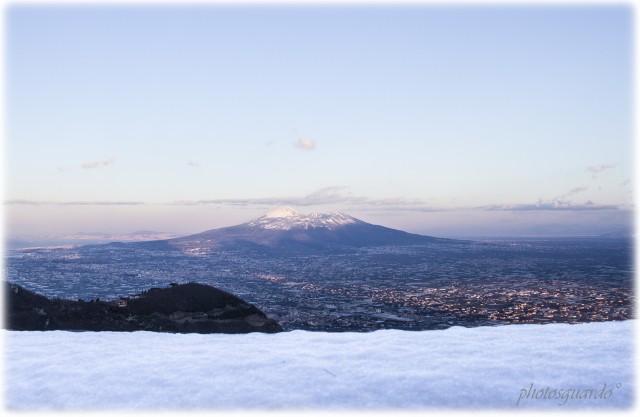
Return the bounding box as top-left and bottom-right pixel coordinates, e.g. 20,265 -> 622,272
3,321 -> 634,411
249,206 -> 356,230
263,206 -> 301,218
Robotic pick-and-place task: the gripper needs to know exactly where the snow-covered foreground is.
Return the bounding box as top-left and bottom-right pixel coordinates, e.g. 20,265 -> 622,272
4,321 -> 634,410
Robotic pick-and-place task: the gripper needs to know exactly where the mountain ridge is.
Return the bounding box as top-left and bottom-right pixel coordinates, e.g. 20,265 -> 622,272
5,282 -> 282,333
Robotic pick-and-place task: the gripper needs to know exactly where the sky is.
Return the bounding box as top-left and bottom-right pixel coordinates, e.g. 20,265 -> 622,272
3,3 -> 635,237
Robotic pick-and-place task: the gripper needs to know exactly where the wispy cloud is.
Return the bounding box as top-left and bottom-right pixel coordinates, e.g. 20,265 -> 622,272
294,138 -> 316,151
480,185 -> 619,211
63,200 -> 144,206
563,186 -> 587,197
482,201 -> 618,211
586,164 -> 616,174
169,184 -> 626,213
5,200 -> 145,206
6,186 -> 623,214
81,157 -> 116,169
172,186 -> 427,209
187,160 -> 199,168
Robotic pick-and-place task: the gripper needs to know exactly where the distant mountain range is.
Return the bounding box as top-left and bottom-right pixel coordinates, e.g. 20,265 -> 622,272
7,231 -> 180,250
155,207 -> 450,253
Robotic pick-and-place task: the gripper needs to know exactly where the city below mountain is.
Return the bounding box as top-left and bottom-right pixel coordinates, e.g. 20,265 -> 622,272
156,206 -> 451,253
5,207 -> 632,332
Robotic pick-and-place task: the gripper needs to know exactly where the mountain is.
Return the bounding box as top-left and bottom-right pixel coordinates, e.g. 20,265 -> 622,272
161,206 -> 450,253
5,282 -> 282,334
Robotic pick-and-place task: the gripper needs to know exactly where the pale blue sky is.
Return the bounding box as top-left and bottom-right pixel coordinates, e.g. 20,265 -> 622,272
4,5 -> 634,237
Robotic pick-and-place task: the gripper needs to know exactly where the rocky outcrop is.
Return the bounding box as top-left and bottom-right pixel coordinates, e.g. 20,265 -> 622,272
5,282 -> 282,334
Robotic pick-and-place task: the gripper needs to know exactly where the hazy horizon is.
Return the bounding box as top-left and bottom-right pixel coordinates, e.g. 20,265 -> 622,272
5,204 -> 633,242
5,4 -> 634,238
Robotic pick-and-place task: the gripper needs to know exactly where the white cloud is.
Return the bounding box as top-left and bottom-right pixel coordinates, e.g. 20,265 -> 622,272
187,160 -> 199,168
81,157 -> 116,170
294,138 -> 316,151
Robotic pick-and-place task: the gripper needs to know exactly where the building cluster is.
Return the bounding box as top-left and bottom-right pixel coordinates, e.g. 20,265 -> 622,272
6,238 -> 634,331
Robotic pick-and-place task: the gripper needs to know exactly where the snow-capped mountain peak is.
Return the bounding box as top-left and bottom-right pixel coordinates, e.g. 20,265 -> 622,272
170,206 -> 442,251
248,207 -> 357,230
263,206 -> 302,219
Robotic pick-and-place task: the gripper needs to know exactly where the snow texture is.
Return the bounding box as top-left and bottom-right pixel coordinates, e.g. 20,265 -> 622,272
263,206 -> 301,218
3,321 -> 634,410
249,206 -> 356,230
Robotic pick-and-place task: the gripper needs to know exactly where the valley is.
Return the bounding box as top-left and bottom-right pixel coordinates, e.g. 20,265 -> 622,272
7,236 -> 633,331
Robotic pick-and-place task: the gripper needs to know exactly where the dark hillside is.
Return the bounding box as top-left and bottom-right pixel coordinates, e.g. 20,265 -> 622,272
5,282 -> 282,334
